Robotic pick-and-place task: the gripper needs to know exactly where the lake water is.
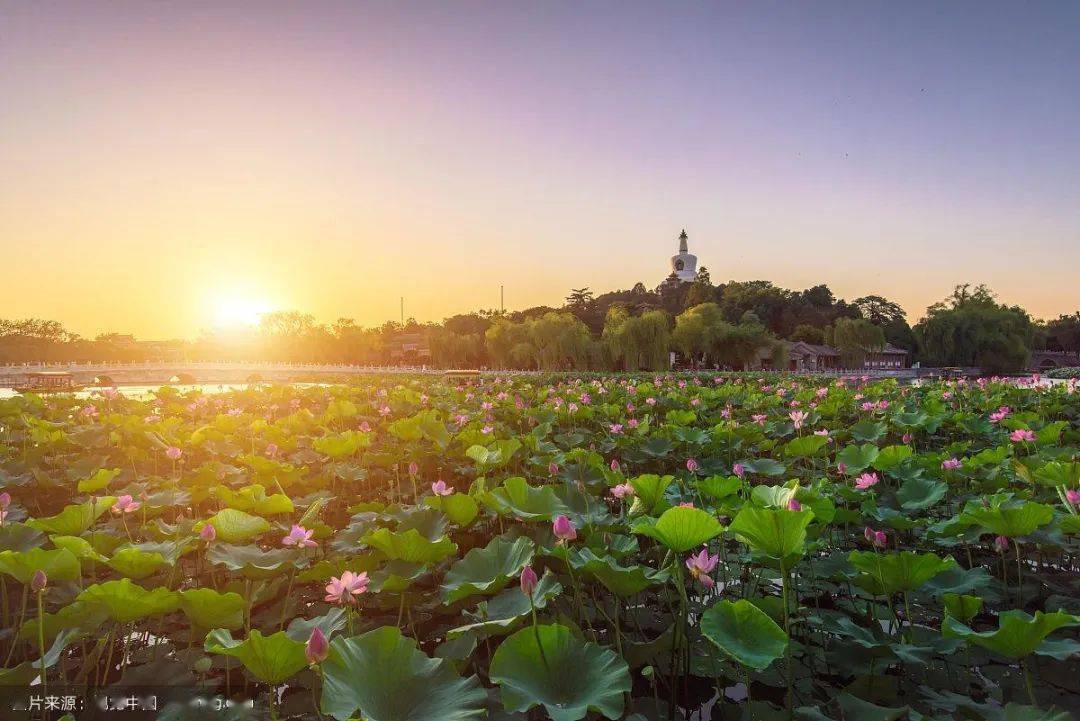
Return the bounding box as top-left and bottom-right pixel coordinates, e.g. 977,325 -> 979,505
0,383 -> 318,400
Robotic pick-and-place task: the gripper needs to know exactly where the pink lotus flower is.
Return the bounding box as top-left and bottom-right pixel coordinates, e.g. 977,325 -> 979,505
685,546 -> 719,588
431,480 -> 453,496
814,429 -> 829,437
787,499 -> 802,511
610,459 -> 621,473
789,410 -> 809,429
1066,489 -> 1080,507
282,524 -> 317,548
111,494 -> 141,514
325,571 -> 369,605
1010,429 -> 1036,443
678,501 -> 695,508
552,515 -> 577,542
855,473 -> 879,490
0,492 -> 10,510
200,523 -> 217,542
306,627 -> 329,665
989,406 -> 1010,423
902,433 -> 914,444
873,531 -> 887,548
519,565 -> 538,597
686,458 -> 699,473
609,423 -> 623,434
837,462 -> 847,475
732,463 -> 745,479
265,443 -> 279,457
548,462 -> 559,476
993,535 -> 1010,553
165,446 -> 182,461
609,483 -> 634,500
752,414 -> 768,426
30,569 -> 47,593
941,458 -> 962,471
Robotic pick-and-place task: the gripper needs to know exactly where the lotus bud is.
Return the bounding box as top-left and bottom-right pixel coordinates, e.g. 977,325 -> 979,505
787,498 -> 802,511
873,531 -> 887,548
1066,489 -> 1080,507
30,570 -> 47,593
609,459 -> 620,473
165,446 -> 183,460
686,458 -> 699,473
408,461 -> 419,476
0,492 -> 10,509
306,627 -> 329,665
732,463 -> 745,479
864,526 -> 875,542
548,462 -> 559,476
519,565 -> 538,597
994,535 -> 1010,553
552,515 -> 577,542
200,523 -> 217,542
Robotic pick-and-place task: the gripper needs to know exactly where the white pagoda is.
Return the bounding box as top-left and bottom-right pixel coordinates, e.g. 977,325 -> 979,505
669,229 -> 698,282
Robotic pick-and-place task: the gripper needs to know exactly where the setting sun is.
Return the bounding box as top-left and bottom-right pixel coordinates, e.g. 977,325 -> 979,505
212,295 -> 271,328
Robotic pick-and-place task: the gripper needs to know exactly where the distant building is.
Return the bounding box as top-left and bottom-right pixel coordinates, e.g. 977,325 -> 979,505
389,332 -> 431,363
669,229 -> 698,282
756,341 -> 908,372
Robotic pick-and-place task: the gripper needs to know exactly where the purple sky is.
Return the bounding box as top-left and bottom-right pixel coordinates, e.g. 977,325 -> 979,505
1,1 -> 1077,337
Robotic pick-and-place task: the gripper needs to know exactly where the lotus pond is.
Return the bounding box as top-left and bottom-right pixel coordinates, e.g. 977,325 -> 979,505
0,374 -> 1078,721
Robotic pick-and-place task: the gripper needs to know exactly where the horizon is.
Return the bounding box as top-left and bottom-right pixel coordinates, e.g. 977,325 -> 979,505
2,1 -> 1078,339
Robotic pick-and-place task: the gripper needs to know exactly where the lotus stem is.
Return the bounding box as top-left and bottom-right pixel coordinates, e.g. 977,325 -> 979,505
36,589 -> 46,700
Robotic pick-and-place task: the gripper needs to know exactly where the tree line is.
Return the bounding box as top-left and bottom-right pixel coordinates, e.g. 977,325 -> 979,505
1,278 -> 1076,374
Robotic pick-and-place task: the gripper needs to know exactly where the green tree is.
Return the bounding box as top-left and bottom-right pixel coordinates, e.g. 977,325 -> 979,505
833,317 -> 885,368
603,307 -> 671,370
914,285 -> 1034,374
790,324 -> 824,344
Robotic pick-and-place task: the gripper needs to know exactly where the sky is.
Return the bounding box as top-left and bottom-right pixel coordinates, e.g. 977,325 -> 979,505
1,1 -> 1078,339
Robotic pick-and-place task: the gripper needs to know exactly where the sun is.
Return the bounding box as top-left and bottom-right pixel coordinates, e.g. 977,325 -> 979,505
213,295 -> 271,328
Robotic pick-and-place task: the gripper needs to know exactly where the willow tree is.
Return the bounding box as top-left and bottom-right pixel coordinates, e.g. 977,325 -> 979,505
832,317 -> 886,368
526,312 -> 593,370
672,303 -> 728,367
603,307 -> 671,371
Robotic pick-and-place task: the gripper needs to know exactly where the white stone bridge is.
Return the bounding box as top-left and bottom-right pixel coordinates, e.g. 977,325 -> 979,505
0,361 -> 437,387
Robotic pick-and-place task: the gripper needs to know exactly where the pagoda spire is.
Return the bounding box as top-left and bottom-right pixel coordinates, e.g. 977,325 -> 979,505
678,229 -> 688,254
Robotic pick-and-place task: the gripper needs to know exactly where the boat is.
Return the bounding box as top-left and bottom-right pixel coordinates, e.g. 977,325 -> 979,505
13,371 -> 87,394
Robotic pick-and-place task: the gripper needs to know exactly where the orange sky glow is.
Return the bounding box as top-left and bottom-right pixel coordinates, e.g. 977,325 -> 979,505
1,2 -> 1077,340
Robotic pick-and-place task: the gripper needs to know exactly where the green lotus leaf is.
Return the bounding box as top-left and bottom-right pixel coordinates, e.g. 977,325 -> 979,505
848,551 -> 956,595
180,588 -> 246,630
896,476 -> 947,511
77,578 -> 180,623
480,477 -> 566,520
204,628 -> 308,684
442,536 -> 534,604
943,609 -> 1080,659
19,600 -> 107,646
836,692 -> 909,721
783,435 -> 829,458
701,598 -> 788,671
1034,637 -> 1080,660
206,543 -> 300,579
26,497 -> 115,536
0,547 -> 80,584
0,523 -> 45,554
943,593 -> 983,623
200,509 -> 271,543
849,420 -> 887,443
363,527 -> 457,564
573,547 -> 669,597
696,475 -> 742,502
872,445 -> 913,472
49,535 -> 106,562
424,492 -> 479,527
836,444 -> 880,473
77,468 -> 121,493
372,560 -> 427,592
1059,515 -> 1080,535
489,623 -> 631,721
961,502 -> 1054,538
632,506 -> 723,552
1033,460 -> 1080,487
285,607 -> 348,643
320,626 -> 486,721
106,547 -> 168,579
0,630 -> 75,686
729,507 -> 814,562
448,571 -> 562,640
627,474 -> 674,515
214,484 -> 294,516
312,430 -> 370,459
